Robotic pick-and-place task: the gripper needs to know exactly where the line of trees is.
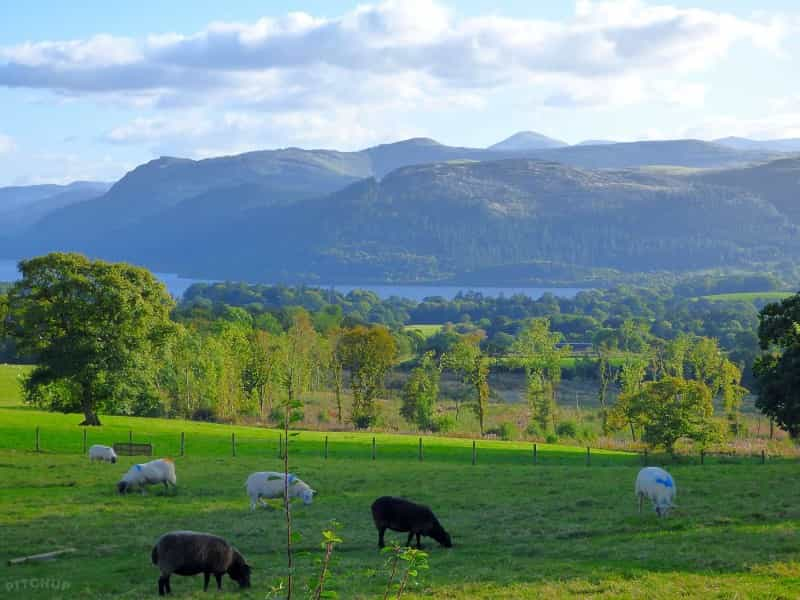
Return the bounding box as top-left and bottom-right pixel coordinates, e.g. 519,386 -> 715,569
7,253 -> 800,454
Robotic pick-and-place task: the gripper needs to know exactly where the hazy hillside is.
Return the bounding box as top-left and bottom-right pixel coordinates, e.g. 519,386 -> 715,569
25,158 -> 795,284
713,137 -> 800,153
489,131 -> 568,151
691,157 -> 800,224
0,181 -> 110,231
3,137 -> 795,284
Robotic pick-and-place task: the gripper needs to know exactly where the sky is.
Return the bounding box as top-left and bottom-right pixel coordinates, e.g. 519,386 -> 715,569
1,0 -> 800,185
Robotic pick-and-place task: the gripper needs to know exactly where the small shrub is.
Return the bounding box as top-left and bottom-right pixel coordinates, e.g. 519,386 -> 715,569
191,407 -> 216,422
270,406 -> 304,429
353,414 -> 375,430
556,420 -> 578,439
545,433 -> 559,444
526,422 -> 544,438
497,422 -> 518,441
430,415 -> 456,433
579,425 -> 597,442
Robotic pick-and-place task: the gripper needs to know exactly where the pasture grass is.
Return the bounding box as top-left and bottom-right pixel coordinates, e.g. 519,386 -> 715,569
1,408 -> 800,597
0,363 -> 30,407
403,324 -> 444,338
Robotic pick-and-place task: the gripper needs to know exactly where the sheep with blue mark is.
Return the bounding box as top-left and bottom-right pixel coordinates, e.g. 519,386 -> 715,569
118,458 -> 177,495
635,466 -> 676,517
245,471 -> 315,510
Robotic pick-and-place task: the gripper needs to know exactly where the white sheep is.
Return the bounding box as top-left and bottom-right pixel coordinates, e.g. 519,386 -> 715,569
118,458 -> 177,495
88,444 -> 117,463
245,471 -> 315,510
635,466 -> 676,517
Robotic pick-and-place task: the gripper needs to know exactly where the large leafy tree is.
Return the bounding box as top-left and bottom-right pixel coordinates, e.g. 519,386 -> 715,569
509,319 -> 569,433
754,294 -> 800,437
443,332 -> 491,435
611,376 -> 717,453
337,325 -> 397,428
4,253 -> 175,425
401,351 -> 441,430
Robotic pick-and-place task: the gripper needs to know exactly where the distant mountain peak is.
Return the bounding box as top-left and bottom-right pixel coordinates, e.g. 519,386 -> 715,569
489,131 -> 568,151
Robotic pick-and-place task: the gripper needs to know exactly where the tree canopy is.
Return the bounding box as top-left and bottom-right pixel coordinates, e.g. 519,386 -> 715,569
4,253 -> 175,425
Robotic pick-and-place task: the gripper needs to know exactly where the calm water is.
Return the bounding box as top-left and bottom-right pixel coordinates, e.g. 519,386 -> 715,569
0,259 -> 584,301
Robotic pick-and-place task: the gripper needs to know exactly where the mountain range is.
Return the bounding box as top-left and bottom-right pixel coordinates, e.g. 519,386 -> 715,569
1,133 -> 799,285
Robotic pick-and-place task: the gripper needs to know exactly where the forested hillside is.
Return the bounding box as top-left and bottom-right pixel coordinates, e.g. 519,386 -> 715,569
1,138 -> 796,285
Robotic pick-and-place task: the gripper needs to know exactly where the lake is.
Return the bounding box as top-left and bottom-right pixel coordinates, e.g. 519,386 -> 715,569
0,258 -> 585,301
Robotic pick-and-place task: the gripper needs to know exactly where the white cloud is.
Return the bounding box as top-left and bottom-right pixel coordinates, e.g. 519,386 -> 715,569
0,1 -> 784,100
0,133 -> 15,155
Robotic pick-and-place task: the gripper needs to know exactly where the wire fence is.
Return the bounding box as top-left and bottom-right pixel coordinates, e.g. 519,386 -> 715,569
18,425 -> 776,468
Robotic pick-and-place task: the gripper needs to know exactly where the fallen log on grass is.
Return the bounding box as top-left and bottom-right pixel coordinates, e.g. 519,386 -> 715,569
8,548 -> 76,566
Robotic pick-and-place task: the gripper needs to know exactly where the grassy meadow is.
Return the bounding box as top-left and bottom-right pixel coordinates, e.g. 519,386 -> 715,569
2,367 -> 800,598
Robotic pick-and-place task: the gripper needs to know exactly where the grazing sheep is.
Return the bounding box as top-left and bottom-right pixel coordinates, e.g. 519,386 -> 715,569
371,496 -> 452,549
118,458 -> 176,495
151,531 -> 251,596
245,471 -> 315,510
88,444 -> 117,463
636,466 -> 677,517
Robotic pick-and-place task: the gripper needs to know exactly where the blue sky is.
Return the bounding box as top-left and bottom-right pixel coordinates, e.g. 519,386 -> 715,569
1,0 -> 799,185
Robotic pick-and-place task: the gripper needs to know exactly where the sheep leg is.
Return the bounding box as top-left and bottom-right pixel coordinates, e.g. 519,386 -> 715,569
405,532 -> 414,547
416,533 -> 422,549
378,527 -> 386,548
215,573 -> 223,590
158,575 -> 170,596
203,572 -> 210,591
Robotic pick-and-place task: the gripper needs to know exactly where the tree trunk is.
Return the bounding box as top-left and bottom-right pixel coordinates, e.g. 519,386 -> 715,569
80,407 -> 101,426
80,387 -> 101,426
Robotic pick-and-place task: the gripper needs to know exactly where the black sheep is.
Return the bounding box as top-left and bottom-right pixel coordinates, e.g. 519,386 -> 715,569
371,496 -> 453,549
151,531 -> 251,596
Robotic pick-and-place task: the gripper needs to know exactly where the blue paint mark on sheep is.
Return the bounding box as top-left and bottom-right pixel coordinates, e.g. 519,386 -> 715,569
135,464 -> 143,472
655,477 -> 673,488
288,474 -> 297,484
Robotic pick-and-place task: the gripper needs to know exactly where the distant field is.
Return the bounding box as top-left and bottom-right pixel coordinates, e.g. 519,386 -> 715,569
0,363 -> 31,407
404,324 -> 444,338
700,291 -> 793,303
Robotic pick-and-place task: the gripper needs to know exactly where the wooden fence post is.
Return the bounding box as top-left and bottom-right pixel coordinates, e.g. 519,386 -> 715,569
472,440 -> 476,465
761,449 -> 766,464
586,446 -> 591,466
372,437 -> 376,461
700,449 -> 705,465
35,427 -> 40,452
231,432 -> 236,457
83,428 -> 87,454
180,432 -> 185,457
533,443 -> 537,464
324,436 -> 328,459
418,437 -> 423,462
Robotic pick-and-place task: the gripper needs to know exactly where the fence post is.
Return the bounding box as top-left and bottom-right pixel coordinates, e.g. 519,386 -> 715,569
472,440 -> 476,465
324,436 -> 328,459
700,449 -> 705,465
180,432 -> 185,457
232,432 -> 236,457
418,437 -> 424,462
533,443 -> 537,464
83,428 -> 87,454
372,437 -> 376,461
35,426 -> 40,452
586,446 -> 591,466
761,449 -> 766,464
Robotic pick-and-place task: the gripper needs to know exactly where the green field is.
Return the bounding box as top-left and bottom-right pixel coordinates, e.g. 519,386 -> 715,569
403,324 -> 444,338
2,381 -> 800,597
700,291 -> 793,303
0,363 -> 31,407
